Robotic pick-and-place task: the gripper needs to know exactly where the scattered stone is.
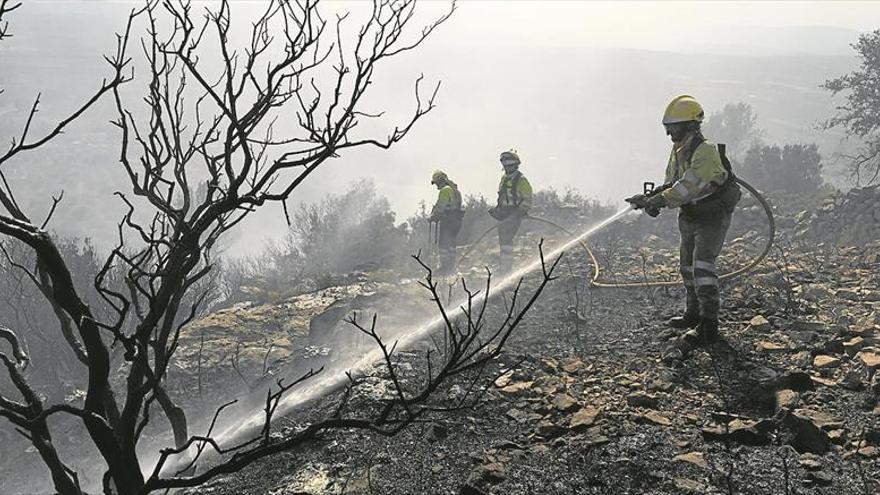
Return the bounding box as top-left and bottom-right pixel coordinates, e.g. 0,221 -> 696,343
569,406 -> 601,431
813,355 -> 840,369
702,420 -> 771,446
855,446 -> 879,458
424,422 -> 448,443
536,420 -> 566,439
840,371 -> 864,391
793,320 -> 827,333
633,410 -> 672,427
673,478 -> 706,493
811,376 -> 837,387
626,391 -> 659,409
775,389 -> 800,411
844,336 -> 865,356
459,484 -> 487,495
749,315 -> 771,331
871,373 -> 880,396
505,408 -> 528,423
500,381 -> 534,394
856,349 -> 880,370
756,341 -> 787,353
673,452 -> 708,470
561,359 -> 587,375
579,426 -> 610,447
466,462 -> 506,486
781,410 -> 832,454
493,370 -> 514,388
552,393 -> 580,413
828,429 -> 847,445
803,471 -> 834,487
529,444 -> 550,455
792,408 -> 843,430
492,440 -> 525,451
798,454 -> 822,471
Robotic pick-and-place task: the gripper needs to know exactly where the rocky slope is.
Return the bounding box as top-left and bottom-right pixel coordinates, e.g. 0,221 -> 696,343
178,231 -> 880,495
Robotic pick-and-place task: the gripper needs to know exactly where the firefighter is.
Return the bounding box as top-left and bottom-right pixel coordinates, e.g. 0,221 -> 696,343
429,170 -> 464,275
489,150 -> 532,274
633,96 -> 741,361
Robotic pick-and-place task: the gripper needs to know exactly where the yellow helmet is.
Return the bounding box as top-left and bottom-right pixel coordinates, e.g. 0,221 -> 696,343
662,95 -> 704,125
500,150 -> 520,166
431,170 -> 448,185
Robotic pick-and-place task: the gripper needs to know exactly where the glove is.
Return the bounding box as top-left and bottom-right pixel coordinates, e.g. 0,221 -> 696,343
624,193 -> 648,209
645,205 -> 661,217
645,193 -> 667,208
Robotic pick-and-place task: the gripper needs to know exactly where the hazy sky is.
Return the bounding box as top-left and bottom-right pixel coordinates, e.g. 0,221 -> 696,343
5,1 -> 877,253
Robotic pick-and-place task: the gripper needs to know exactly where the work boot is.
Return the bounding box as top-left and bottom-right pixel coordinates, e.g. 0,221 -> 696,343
696,317 -> 719,345
668,312 -> 700,329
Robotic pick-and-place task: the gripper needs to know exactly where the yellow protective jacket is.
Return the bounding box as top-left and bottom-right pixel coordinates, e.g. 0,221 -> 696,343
497,171 -> 532,211
661,134 -> 729,208
430,182 -> 463,221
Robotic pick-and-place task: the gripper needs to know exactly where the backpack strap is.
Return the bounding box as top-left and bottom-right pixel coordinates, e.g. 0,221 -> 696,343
510,173 -> 521,207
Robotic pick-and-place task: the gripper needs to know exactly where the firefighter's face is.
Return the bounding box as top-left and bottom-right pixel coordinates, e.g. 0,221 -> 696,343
665,123 -> 690,143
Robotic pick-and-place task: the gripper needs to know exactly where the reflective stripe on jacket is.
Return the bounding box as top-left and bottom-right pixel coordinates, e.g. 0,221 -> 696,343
497,172 -> 532,210
661,136 -> 728,208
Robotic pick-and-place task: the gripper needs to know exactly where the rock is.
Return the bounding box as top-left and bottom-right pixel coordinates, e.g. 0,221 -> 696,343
811,375 -> 837,387
466,462 -> 506,486
781,410 -> 832,454
552,393 -> 580,413
803,471 -> 834,487
626,391 -> 659,409
821,339 -> 846,355
798,454 -> 822,471
800,285 -> 834,301
493,370 -> 514,388
793,320 -> 827,333
756,341 -> 787,353
500,381 -> 534,394
536,420 -> 566,439
673,478 -> 706,493
840,371 -> 864,391
492,440 -> 525,451
569,406 -> 601,431
844,336 -> 865,356
775,389 -> 800,411
459,484 -> 487,495
854,446 -> 879,458
749,315 -> 771,331
633,410 -> 672,427
702,421 -> 771,447
813,355 -> 840,369
578,426 -> 610,447
856,349 -> 880,370
561,359 -> 587,375
673,452 -> 708,470
871,373 -> 880,396
424,422 -> 448,443
828,429 -> 847,445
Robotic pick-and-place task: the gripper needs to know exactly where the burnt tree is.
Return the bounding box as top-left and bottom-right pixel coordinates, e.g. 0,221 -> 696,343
0,0 -> 466,493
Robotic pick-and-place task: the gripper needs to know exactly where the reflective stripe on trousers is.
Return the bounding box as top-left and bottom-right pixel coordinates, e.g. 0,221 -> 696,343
678,208 -> 733,319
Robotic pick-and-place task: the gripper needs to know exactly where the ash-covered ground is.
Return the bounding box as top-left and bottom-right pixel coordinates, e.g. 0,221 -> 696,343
175,210 -> 880,495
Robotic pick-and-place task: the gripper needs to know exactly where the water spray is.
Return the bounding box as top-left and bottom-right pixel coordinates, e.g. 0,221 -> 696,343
209,206 -> 635,447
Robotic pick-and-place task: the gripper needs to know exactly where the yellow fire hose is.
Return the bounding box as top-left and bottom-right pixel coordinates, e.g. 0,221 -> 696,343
458,178 -> 775,288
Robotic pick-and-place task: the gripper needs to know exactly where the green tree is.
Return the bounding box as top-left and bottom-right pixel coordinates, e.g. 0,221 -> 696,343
824,29 -> 880,185
702,102 -> 764,159
741,143 -> 824,193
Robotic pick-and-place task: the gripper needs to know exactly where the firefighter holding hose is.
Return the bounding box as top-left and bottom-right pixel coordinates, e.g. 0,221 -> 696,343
626,95 -> 741,362
489,150 -> 533,275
